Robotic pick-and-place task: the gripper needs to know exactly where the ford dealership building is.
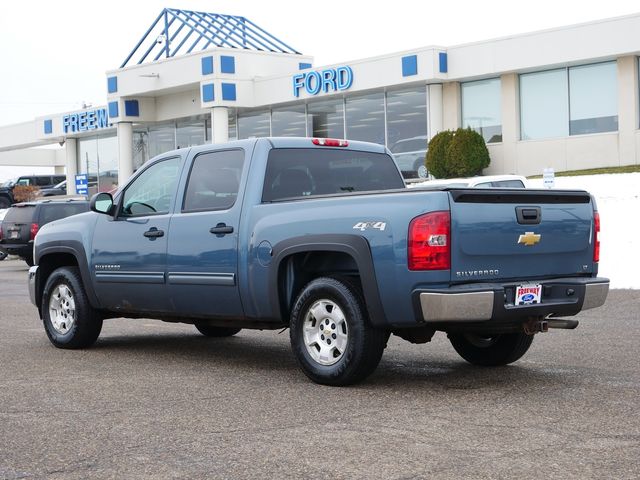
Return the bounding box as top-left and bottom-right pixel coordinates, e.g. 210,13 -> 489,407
0,9 -> 639,194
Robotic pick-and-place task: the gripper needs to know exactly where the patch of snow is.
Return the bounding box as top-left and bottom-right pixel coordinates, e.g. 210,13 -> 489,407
412,172 -> 640,289
528,172 -> 639,289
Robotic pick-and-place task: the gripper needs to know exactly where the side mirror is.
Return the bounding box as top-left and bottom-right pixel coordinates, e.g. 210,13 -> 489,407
90,192 -> 115,215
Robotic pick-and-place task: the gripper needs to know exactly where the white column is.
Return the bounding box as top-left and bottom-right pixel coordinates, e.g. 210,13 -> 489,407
501,73 -> 519,174
442,82 -> 461,131
65,138 -> 78,195
617,56 -> 639,166
117,122 -> 134,186
427,84 -> 443,139
211,107 -> 229,144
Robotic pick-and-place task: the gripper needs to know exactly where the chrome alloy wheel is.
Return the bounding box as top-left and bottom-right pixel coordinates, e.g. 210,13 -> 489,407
49,284 -> 76,335
303,299 -> 349,366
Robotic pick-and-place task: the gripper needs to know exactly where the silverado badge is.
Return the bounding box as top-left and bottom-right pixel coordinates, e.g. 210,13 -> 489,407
518,232 -> 541,246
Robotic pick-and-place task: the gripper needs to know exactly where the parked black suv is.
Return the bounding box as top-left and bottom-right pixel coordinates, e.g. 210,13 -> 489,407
0,175 -> 66,208
0,199 -> 89,265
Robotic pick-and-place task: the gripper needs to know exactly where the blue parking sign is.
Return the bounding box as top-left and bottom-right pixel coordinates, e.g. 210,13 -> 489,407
75,174 -> 89,195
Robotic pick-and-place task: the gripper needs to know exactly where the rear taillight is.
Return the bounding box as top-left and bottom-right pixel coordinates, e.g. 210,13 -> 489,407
312,138 -> 349,147
408,211 -> 451,271
30,223 -> 39,241
593,211 -> 600,262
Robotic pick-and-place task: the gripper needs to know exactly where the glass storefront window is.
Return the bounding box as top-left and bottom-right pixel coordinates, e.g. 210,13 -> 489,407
133,130 -> 149,171
385,87 -> 428,177
569,62 -> 618,135
176,118 -> 205,149
307,98 -> 344,138
238,109 -> 270,139
228,109 -> 238,140
520,69 -> 569,140
97,135 -> 118,191
77,134 -> 118,194
272,105 -> 306,136
345,91 -> 385,144
149,123 -> 176,158
462,78 -> 502,143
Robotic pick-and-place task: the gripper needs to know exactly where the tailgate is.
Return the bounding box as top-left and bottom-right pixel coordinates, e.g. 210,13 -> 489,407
449,189 -> 595,282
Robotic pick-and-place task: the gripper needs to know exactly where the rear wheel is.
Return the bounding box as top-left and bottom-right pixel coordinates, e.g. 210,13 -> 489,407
22,254 -> 34,267
448,332 -> 534,366
194,323 -> 241,337
290,277 -> 388,386
0,196 -> 10,209
41,266 -> 102,348
0,249 -> 7,261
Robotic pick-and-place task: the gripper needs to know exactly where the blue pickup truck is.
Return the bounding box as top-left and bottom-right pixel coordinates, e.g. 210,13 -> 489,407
28,137 -> 609,385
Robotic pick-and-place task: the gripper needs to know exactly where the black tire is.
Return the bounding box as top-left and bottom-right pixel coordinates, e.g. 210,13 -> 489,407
448,332 -> 534,366
0,249 -> 7,261
290,276 -> 388,386
194,323 -> 241,337
41,266 -> 102,349
22,254 -> 34,267
0,196 -> 10,209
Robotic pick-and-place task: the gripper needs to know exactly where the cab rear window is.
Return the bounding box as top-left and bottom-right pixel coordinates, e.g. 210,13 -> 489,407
262,148 -> 405,202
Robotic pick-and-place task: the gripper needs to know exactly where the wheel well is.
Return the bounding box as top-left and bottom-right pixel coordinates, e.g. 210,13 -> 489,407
36,253 -> 79,311
277,251 -> 361,320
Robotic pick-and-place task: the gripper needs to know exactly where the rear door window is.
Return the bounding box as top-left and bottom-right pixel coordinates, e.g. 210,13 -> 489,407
35,176 -> 52,187
183,149 -> 245,212
262,148 -> 405,202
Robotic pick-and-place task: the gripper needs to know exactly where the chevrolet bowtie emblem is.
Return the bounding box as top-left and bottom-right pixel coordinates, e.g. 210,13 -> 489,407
518,232 -> 541,246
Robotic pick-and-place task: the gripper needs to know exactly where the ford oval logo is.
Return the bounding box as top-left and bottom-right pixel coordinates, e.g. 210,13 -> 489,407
522,293 -> 535,302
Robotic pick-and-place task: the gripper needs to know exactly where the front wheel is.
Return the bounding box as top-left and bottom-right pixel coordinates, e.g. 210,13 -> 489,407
0,249 -> 7,261
290,277 -> 388,386
41,266 -> 102,348
448,332 -> 534,366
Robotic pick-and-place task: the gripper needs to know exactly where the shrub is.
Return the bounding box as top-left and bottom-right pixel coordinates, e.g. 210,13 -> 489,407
13,185 -> 40,202
446,128 -> 491,177
426,128 -> 490,178
426,130 -> 454,179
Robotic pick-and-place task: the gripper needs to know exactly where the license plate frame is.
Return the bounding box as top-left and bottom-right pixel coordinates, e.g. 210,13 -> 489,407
515,284 -> 542,305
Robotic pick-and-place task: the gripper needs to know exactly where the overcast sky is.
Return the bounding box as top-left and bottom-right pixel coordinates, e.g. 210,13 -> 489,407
0,0 -> 638,127
0,0 -> 638,180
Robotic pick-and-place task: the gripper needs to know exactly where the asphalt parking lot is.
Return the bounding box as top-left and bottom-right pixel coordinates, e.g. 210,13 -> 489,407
1,258 -> 638,479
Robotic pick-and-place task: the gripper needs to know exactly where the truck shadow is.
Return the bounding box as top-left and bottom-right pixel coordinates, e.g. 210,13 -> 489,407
92,330 -> 571,391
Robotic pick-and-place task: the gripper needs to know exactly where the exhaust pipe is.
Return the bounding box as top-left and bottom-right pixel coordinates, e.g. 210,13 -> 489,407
546,319 -> 579,330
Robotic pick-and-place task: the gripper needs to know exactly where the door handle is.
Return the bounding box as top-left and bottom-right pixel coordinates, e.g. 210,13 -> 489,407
209,223 -> 234,235
143,227 -> 164,238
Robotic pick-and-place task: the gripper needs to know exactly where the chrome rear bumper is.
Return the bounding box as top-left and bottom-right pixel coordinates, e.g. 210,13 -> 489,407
419,278 -> 609,323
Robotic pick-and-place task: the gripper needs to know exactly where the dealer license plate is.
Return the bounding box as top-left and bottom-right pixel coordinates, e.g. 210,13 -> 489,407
516,284 -> 542,305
